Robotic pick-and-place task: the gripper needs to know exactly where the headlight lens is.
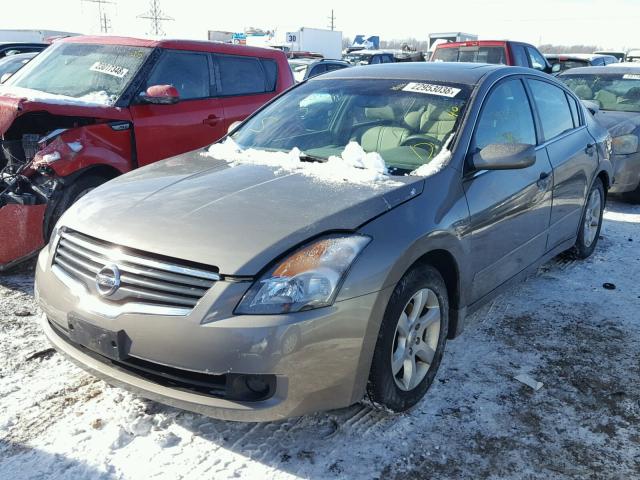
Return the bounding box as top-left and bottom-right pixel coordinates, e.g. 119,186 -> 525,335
612,134 -> 639,155
236,234 -> 371,314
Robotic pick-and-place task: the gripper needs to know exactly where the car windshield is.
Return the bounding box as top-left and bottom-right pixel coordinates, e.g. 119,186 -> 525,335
344,54 -> 371,65
6,42 -> 151,105
432,46 -> 506,64
556,59 -> 589,71
230,78 -> 470,175
561,73 -> 640,112
289,62 -> 310,82
0,55 -> 32,79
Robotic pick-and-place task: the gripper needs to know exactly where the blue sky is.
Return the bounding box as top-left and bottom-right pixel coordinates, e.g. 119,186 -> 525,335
1,0 -> 637,49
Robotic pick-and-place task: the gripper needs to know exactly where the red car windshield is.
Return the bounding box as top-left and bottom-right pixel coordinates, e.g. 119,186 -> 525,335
433,46 -> 506,65
6,42 -> 151,105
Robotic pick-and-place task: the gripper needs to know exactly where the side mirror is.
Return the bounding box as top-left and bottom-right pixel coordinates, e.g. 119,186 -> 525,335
472,143 -> 536,170
581,100 -> 600,115
227,120 -> 242,134
139,85 -> 180,105
551,63 -> 561,74
0,72 -> 12,83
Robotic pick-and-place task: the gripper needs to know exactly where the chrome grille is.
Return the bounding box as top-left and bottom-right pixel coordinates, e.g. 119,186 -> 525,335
52,229 -> 219,310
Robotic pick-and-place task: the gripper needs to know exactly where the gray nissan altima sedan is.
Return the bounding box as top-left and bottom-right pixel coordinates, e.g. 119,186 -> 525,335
35,63 -> 612,421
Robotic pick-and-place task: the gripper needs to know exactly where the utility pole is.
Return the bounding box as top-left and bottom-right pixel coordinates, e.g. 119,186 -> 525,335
328,9 -> 336,31
81,0 -> 114,34
137,0 -> 174,37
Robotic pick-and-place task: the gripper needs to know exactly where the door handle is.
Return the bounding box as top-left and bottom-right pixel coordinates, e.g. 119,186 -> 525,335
203,115 -> 220,126
585,143 -> 596,155
537,171 -> 551,189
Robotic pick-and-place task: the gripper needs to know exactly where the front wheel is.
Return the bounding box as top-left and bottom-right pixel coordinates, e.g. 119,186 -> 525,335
366,265 -> 448,412
572,178 -> 605,259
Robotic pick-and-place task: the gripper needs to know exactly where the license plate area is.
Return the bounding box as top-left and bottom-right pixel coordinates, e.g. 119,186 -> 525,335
67,314 -> 130,361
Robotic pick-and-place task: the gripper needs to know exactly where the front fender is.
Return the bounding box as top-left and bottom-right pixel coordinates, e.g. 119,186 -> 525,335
32,123 -> 133,177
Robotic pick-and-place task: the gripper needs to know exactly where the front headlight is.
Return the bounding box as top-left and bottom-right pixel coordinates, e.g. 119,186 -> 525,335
612,134 -> 639,155
235,234 -> 371,314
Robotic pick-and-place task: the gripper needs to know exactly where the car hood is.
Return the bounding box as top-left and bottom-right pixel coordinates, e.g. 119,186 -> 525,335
593,110 -> 640,137
62,150 -> 425,276
0,86 -> 130,135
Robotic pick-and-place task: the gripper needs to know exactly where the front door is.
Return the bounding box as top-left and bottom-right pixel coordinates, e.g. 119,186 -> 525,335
463,78 -> 553,302
130,49 -> 225,166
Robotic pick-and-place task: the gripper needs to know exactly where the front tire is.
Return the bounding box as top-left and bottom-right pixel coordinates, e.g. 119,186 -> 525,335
572,178 -> 605,259
366,265 -> 448,412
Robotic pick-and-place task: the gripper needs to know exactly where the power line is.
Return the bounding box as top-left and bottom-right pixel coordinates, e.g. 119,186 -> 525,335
137,0 -> 174,37
328,9 -> 336,31
81,0 -> 115,33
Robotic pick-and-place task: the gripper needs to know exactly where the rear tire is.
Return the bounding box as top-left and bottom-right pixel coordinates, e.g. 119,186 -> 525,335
366,265 -> 448,412
571,178 -> 604,259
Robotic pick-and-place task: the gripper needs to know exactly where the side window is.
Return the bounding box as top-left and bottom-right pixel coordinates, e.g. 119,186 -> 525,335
260,59 -> 278,91
591,58 -> 603,66
383,55 -> 394,63
511,44 -> 529,67
566,92 -> 581,127
216,55 -> 269,96
308,64 -> 326,78
526,47 -> 547,71
529,79 -> 575,140
146,51 -> 210,100
370,55 -> 382,64
474,79 -> 536,150
326,63 -> 344,72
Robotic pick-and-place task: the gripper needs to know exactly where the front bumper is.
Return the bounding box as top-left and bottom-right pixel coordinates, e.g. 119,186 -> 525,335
609,152 -> 640,194
35,249 -> 390,422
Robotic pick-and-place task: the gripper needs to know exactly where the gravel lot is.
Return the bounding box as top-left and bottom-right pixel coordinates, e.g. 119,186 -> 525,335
0,200 -> 638,480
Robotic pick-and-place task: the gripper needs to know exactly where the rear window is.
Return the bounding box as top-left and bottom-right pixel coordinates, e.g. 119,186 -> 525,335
558,59 -> 589,72
216,55 -> 278,96
432,46 -> 506,64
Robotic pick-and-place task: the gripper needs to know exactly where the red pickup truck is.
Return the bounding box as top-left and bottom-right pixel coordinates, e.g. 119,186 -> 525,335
431,40 -> 560,74
0,36 -> 293,269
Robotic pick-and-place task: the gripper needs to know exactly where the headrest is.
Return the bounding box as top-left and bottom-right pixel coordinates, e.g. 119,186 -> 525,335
574,85 -> 593,100
420,107 -> 456,130
403,109 -> 423,130
364,106 -> 395,121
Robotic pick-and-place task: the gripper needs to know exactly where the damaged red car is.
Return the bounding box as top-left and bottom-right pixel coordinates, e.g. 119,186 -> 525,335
0,36 -> 293,270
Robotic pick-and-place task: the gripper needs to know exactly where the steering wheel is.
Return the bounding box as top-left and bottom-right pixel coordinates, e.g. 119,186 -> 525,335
400,135 -> 442,159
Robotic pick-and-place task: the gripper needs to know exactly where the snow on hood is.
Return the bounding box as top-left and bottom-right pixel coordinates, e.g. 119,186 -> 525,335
410,134 -> 454,177
0,86 -> 116,107
205,138 -> 400,186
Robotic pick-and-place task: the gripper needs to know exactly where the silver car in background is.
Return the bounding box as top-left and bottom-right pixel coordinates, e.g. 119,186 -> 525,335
560,65 -> 640,202
36,63 -> 612,421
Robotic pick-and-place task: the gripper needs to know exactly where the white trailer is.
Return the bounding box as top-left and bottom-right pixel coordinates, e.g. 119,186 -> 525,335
281,28 -> 342,59
0,29 -> 79,43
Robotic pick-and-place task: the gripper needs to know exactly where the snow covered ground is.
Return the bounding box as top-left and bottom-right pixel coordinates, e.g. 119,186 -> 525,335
0,200 -> 639,479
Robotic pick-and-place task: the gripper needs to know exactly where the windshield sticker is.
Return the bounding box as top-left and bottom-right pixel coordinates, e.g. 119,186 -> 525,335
623,73 -> 640,80
402,82 -> 461,98
90,61 -> 129,79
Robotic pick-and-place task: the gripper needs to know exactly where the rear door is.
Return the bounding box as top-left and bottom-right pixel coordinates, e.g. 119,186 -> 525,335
526,78 -> 597,249
213,54 -> 279,132
463,77 -> 553,301
129,49 -> 225,166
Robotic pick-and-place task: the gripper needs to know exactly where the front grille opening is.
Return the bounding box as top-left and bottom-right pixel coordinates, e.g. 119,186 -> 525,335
50,319 -> 276,402
53,228 -> 219,311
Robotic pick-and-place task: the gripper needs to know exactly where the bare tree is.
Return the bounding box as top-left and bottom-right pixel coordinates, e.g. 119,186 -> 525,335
538,44 -> 601,54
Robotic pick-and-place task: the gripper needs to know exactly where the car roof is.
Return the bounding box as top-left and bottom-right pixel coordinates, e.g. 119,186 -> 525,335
435,40 -> 533,48
314,62 -> 507,85
545,53 -> 612,60
559,65 -> 640,75
58,35 -> 285,58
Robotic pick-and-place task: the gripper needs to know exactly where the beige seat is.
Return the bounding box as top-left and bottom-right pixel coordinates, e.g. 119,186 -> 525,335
418,106 -> 458,142
573,85 -> 593,100
360,106 -> 412,152
595,90 -> 617,109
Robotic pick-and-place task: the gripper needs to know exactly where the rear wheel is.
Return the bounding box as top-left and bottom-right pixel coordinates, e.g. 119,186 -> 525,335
572,178 -> 604,259
366,265 -> 448,412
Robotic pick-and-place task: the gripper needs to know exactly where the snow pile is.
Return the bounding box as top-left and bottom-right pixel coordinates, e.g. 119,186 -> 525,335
0,86 -> 117,107
410,134 -> 453,177
206,138 -> 398,185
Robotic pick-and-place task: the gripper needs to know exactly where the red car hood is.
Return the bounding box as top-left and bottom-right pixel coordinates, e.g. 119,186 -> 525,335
0,87 -> 131,135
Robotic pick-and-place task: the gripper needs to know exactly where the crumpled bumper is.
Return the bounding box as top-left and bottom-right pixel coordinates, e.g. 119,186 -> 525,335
610,152 -> 640,194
